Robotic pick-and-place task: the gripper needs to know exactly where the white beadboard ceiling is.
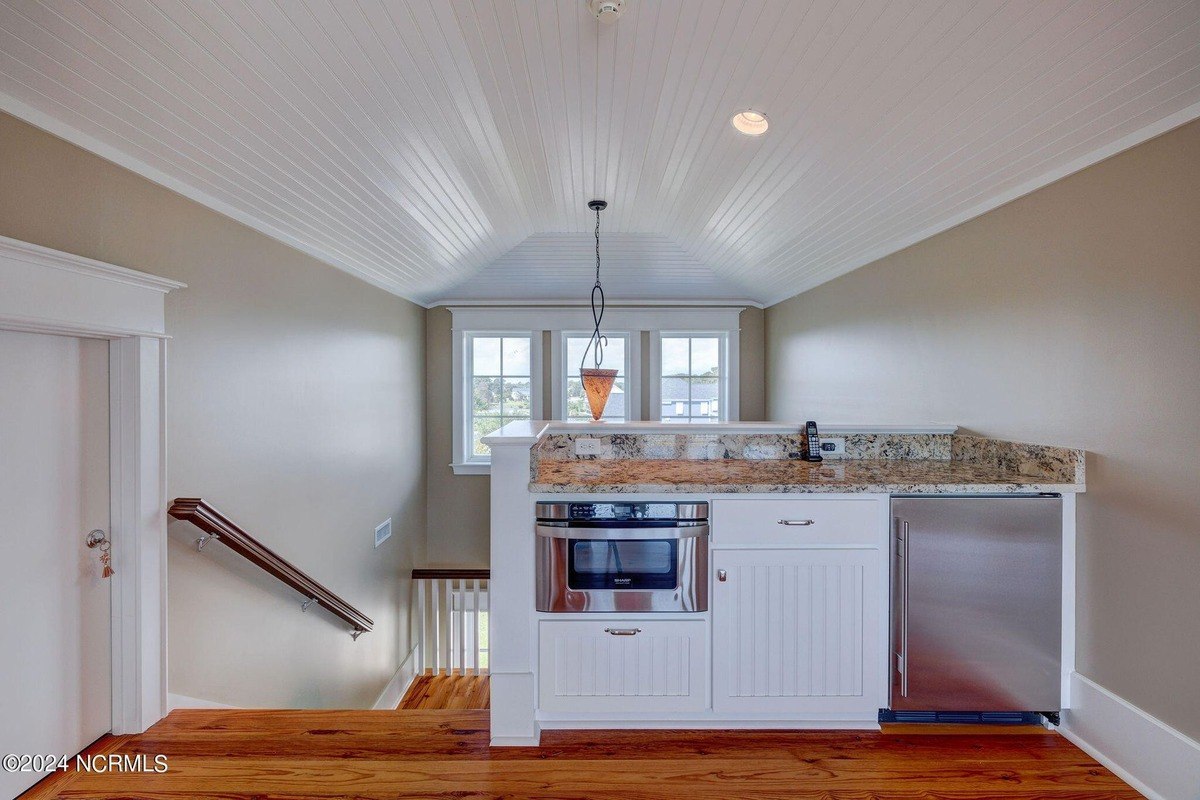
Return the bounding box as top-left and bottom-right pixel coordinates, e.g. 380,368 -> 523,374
1,1 -> 1199,306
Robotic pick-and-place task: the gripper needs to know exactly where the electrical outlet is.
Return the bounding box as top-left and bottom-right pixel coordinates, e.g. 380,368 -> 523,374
374,518 -> 392,549
574,438 -> 603,456
820,436 -> 846,456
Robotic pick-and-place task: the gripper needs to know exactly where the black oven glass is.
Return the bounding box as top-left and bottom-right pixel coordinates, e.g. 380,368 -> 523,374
568,539 -> 678,590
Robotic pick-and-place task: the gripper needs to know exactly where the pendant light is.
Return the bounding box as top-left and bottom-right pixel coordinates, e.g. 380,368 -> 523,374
579,199 -> 616,421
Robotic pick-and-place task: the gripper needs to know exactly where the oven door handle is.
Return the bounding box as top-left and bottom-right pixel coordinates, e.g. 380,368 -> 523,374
535,524 -> 709,540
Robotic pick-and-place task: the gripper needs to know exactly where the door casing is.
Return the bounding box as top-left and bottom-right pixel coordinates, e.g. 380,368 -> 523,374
0,234 -> 184,734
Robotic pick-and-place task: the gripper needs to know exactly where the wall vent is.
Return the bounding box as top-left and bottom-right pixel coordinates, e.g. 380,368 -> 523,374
374,518 -> 393,549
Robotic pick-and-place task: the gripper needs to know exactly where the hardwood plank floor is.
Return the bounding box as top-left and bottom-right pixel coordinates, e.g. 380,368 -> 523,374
21,709 -> 1140,799
399,671 -> 490,710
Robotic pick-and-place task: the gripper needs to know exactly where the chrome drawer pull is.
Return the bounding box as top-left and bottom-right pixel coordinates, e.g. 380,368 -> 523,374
604,627 -> 642,636
777,519 -> 815,526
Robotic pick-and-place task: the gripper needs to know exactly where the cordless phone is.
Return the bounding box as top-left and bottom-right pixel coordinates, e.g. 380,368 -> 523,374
803,420 -> 823,462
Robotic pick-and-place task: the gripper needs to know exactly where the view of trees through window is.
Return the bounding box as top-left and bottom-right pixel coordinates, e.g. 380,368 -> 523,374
565,335 -> 627,421
660,335 -> 722,423
470,336 -> 531,456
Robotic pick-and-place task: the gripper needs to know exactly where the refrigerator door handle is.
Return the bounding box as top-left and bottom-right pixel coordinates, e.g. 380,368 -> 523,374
900,519 -> 910,698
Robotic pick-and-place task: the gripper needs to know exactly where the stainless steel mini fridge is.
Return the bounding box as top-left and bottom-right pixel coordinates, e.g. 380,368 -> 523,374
890,496 -> 1062,716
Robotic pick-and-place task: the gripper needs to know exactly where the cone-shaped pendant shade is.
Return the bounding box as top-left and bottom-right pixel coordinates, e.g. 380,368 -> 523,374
580,368 -> 618,421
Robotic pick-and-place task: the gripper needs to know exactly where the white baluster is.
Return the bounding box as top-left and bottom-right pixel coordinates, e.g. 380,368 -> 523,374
417,578 -> 428,674
442,577 -> 452,675
455,578 -> 465,676
431,578 -> 440,675
472,578 -> 481,675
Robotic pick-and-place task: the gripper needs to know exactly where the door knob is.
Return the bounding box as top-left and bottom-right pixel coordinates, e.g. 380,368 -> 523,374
717,569 -> 727,582
85,530 -> 114,578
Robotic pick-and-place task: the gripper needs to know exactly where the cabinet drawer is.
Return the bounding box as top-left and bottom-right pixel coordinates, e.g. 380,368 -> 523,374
712,498 -> 881,547
538,619 -> 708,713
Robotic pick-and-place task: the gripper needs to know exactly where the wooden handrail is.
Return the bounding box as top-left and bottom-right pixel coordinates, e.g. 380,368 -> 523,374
411,568 -> 490,581
169,498 -> 373,637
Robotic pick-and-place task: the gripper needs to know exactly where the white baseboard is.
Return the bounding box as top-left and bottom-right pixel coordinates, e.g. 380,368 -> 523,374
167,693 -> 239,711
372,644 -> 419,710
1059,672 -> 1200,800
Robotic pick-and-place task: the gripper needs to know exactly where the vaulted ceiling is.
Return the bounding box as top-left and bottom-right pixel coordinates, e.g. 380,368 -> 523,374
2,1 -> 1199,306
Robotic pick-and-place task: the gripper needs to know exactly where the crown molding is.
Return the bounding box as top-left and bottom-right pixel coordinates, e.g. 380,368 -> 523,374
0,234 -> 185,293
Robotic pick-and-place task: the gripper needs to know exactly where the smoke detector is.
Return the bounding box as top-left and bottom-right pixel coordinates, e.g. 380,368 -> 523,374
588,0 -> 623,24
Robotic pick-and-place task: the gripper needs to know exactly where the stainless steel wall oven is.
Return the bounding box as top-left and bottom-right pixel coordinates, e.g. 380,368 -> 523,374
535,501 -> 709,612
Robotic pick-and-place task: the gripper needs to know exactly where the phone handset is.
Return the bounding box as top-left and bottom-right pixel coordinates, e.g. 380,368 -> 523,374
803,420 -> 823,462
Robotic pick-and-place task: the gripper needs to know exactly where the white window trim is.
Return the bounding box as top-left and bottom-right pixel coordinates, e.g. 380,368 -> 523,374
551,330 -> 642,422
451,329 -> 543,475
649,330 -> 740,423
448,306 -> 743,474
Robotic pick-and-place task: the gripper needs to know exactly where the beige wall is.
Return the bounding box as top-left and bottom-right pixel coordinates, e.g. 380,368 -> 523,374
423,307 -> 768,566
424,307 -> 491,566
0,112 -> 427,709
765,120 -> 1200,739
739,307 -> 766,420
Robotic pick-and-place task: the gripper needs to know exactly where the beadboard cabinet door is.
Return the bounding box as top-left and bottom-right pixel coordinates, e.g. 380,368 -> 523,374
712,549 -> 885,715
538,619 -> 707,713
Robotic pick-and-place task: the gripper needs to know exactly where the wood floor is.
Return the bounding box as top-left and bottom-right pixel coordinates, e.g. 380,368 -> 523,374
21,707 -> 1140,799
399,671 -> 491,710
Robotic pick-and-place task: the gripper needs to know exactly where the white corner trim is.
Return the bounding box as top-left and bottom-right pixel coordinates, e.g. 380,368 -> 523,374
1059,672 -> 1200,800
1060,494 -> 1076,708
372,645 -> 420,710
167,693 -> 240,711
108,336 -> 169,734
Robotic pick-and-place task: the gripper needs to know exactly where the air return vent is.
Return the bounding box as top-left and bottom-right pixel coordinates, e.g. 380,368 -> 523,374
374,518 -> 392,549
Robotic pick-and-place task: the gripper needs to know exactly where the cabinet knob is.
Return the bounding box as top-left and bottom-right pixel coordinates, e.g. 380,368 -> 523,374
717,569 -> 727,582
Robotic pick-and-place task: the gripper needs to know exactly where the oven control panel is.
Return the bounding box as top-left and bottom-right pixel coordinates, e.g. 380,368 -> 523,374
537,501 -> 708,522
570,502 -> 676,521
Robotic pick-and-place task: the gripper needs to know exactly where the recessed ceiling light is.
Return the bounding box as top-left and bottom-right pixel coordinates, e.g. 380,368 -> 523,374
731,110 -> 769,136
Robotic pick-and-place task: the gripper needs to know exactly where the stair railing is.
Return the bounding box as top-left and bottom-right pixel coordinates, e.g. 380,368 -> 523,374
168,497 -> 373,639
411,569 -> 490,675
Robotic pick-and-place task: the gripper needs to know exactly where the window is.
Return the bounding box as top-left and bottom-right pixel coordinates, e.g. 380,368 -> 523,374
466,334 -> 533,460
658,334 -> 727,423
449,307 -> 741,471
562,333 -> 631,421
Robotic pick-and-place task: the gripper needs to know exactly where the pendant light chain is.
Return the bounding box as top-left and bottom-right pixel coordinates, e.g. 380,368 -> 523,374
582,204 -> 607,372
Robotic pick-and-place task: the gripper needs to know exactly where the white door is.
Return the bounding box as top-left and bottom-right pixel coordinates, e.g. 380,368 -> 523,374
712,548 -> 885,716
0,331 -> 111,798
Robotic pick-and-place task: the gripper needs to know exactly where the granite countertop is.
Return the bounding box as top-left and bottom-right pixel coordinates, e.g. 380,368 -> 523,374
523,429 -> 1086,495
530,456 -> 1083,494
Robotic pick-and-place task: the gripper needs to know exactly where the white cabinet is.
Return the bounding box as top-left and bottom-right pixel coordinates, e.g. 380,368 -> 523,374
538,619 -> 708,713
713,549 -> 884,715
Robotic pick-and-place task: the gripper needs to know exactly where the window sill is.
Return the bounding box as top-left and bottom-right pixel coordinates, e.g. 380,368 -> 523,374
451,462 -> 491,476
